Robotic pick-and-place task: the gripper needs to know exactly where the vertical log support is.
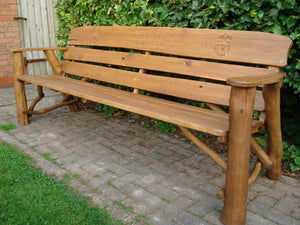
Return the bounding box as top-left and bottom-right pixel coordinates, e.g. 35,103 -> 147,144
263,81 -> 283,180
220,86 -> 256,225
44,49 -> 80,112
13,51 -> 29,125
43,50 -> 62,75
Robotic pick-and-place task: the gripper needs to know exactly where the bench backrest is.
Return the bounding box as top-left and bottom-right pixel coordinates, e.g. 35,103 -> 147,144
62,26 -> 292,112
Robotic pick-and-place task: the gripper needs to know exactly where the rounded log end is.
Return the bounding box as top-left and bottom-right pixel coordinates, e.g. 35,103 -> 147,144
216,189 -> 225,199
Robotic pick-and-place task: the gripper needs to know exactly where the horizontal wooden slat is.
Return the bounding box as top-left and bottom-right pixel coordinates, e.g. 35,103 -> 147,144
62,61 -> 265,111
11,47 -> 67,52
15,74 -> 231,136
64,46 -> 273,82
68,26 -> 292,67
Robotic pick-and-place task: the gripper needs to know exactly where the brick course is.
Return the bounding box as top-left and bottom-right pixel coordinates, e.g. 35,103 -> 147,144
0,0 -> 21,88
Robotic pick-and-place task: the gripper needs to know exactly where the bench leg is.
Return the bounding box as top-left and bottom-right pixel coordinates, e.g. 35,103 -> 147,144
220,87 -> 256,225
64,94 -> 80,112
263,82 -> 282,180
14,78 -> 29,125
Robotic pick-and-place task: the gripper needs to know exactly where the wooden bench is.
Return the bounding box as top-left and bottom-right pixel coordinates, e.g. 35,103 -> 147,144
12,26 -> 292,225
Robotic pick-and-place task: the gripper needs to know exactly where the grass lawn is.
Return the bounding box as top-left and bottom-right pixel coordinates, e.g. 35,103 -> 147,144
0,141 -> 121,224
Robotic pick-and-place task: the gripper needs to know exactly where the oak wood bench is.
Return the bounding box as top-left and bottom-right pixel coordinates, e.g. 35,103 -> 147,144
12,26 -> 292,225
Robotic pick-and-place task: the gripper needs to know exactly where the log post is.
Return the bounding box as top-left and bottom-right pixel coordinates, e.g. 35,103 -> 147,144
263,82 -> 283,180
44,49 -> 80,112
43,50 -> 62,75
220,86 -> 256,225
13,51 -> 29,125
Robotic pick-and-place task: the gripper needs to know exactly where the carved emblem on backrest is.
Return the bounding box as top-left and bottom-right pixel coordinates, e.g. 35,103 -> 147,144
214,33 -> 232,56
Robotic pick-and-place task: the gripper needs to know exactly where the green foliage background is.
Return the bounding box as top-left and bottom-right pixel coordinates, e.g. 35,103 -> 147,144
55,0 -> 300,142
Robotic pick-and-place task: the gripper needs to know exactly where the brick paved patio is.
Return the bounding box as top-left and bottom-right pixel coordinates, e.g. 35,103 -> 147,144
0,84 -> 299,224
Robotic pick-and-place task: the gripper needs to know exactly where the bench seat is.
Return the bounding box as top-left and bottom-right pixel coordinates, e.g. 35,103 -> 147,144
16,74 -> 238,136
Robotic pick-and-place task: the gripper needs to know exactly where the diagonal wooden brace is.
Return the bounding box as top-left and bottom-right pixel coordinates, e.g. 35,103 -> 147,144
179,126 -> 227,171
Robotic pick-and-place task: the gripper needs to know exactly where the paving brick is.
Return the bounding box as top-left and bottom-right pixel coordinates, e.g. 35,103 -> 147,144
250,182 -> 285,199
169,144 -> 193,156
110,144 -> 132,156
134,195 -> 167,215
98,183 -> 126,201
175,211 -> 209,225
160,196 -> 194,219
111,173 -> 141,188
274,181 -> 300,198
122,152 -> 144,164
187,193 -> 223,215
148,213 -> 177,225
136,179 -> 180,202
125,161 -> 156,176
121,183 -> 153,202
172,185 -> 208,202
198,182 -> 221,197
245,211 -> 276,225
148,161 -> 175,176
160,152 -> 186,164
274,194 -> 300,215
247,195 -> 277,215
104,162 -> 131,176
293,207 -> 300,220
184,173 -> 214,188
203,210 -> 223,225
263,208 -> 300,225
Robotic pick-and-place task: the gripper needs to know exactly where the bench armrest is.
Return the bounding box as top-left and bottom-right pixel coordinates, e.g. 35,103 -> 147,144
11,47 -> 67,52
11,47 -> 66,76
227,72 -> 285,87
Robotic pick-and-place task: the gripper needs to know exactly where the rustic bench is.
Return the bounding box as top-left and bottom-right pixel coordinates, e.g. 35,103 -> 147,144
12,26 -> 292,225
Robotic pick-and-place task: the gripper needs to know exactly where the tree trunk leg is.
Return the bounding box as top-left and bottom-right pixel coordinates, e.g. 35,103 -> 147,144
263,82 -> 282,180
13,51 -> 29,125
220,87 -> 256,225
14,78 -> 29,125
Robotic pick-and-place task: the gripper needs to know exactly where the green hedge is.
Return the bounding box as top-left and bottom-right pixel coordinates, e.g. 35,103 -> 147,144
55,0 -> 299,95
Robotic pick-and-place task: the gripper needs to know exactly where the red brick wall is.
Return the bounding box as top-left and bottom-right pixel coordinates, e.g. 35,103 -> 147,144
0,0 -> 21,88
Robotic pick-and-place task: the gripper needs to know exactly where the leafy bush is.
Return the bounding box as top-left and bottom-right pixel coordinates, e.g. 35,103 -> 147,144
96,104 -> 121,117
155,120 -> 177,133
283,141 -> 300,171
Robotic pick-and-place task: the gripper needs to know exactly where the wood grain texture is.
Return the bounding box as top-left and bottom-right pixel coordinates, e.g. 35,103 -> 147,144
44,50 -> 62,75
11,47 -> 67,52
68,26 -> 292,67
13,52 -> 29,125
221,87 -> 256,225
251,137 -> 273,169
180,126 -> 227,171
62,60 -> 265,111
227,72 -> 285,87
263,82 -> 283,180
15,74 -> 230,136
64,46 -> 273,82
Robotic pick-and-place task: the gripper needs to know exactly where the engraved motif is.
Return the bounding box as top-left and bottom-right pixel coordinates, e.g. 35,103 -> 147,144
214,33 -> 232,56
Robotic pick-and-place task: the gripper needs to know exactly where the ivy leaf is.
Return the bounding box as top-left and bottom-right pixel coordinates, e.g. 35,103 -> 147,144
287,17 -> 297,28
290,163 -> 299,172
295,157 -> 300,166
272,24 -> 282,34
269,8 -> 279,17
257,11 -> 264,18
